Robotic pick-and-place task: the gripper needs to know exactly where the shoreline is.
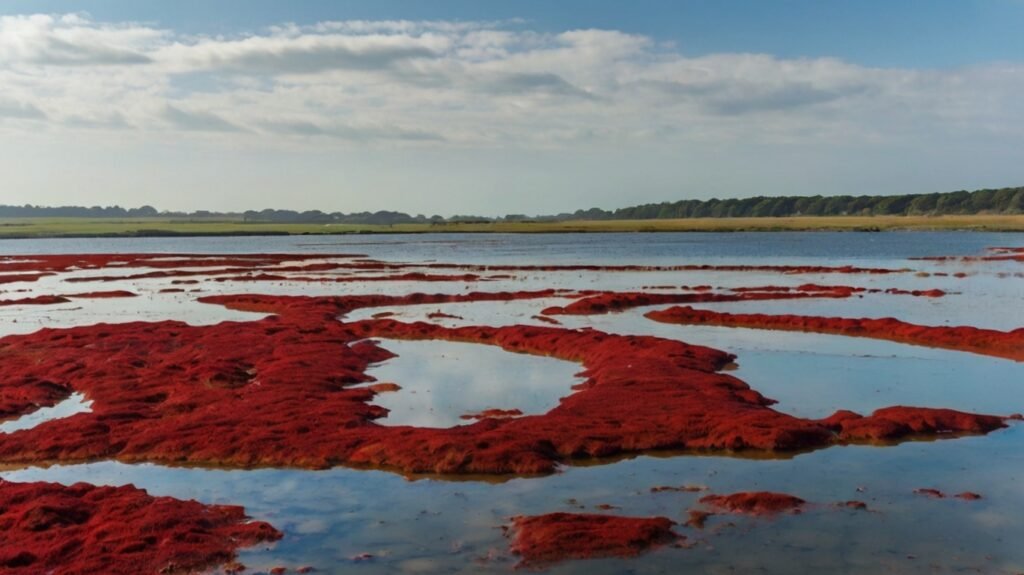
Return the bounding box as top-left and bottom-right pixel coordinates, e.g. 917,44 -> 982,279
2,214 -> 1024,238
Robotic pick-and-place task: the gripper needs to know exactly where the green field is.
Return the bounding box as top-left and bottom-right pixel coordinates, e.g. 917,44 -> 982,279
2,214 -> 1024,239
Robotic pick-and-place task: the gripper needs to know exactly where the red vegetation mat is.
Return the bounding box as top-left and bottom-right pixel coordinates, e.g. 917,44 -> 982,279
0,290 -> 1007,474
416,262 -> 906,275
645,306 -> 1024,362
541,287 -> 854,316
508,513 -> 677,567
0,479 -> 280,575
0,273 -> 53,284
698,491 -> 806,515
66,291 -> 137,299
0,295 -> 70,307
0,254 -> 910,285
0,253 -> 365,274
912,246 -> 1024,263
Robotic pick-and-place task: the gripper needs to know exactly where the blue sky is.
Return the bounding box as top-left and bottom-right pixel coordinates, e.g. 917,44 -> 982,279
0,1 -> 1022,214
6,0 -> 1023,68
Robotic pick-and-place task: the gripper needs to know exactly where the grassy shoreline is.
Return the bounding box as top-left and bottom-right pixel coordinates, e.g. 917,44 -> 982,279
2,214 -> 1024,239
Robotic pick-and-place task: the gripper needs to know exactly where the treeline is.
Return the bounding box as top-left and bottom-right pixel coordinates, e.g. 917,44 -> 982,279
0,205 -> 161,218
559,186 -> 1024,221
2,186 -> 1022,223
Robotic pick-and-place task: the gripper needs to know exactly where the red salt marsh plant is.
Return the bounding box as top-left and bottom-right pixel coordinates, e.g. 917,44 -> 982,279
0,479 -> 280,575
646,306 -> 1024,362
0,290 -> 1008,475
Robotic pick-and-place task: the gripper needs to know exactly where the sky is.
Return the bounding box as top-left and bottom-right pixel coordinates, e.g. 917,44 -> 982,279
1,1 -> 1023,216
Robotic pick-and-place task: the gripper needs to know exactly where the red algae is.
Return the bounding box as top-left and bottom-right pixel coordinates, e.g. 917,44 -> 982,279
698,492 -> 806,515
729,282 -> 942,296
508,513 -> 678,567
650,485 -> 706,493
212,272 -> 486,284
646,306 -> 1024,362
685,510 -> 713,529
912,246 -> 1024,263
0,253 -> 364,275
0,254 -> 910,280
460,408 -> 524,421
956,492 -> 983,500
914,488 -> 945,499
541,289 -> 850,316
883,288 -> 945,297
0,479 -> 280,575
0,272 -> 53,284
531,315 -> 562,325
427,311 -> 465,320
819,407 -> 1006,441
0,295 -> 70,307
416,262 -> 906,275
66,291 -> 137,299
0,290 -> 1007,474
0,379 -> 72,420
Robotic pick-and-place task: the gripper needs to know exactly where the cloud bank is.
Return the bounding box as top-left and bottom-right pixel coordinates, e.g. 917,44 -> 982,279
3,13 -> 1021,145
0,13 -> 1021,213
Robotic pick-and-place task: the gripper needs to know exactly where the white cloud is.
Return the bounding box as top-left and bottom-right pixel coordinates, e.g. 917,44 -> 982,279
0,13 -> 158,66
162,104 -> 246,133
0,13 -> 1021,214
1,13 -> 1021,148
0,99 -> 47,120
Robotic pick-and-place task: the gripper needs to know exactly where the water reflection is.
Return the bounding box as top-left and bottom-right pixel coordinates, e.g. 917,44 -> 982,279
359,338 -> 585,428
2,425 -> 1021,574
0,392 -> 92,434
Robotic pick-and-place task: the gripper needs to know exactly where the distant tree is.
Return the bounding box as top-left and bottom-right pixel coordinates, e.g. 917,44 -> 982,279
908,194 -> 939,215
1008,189 -> 1024,213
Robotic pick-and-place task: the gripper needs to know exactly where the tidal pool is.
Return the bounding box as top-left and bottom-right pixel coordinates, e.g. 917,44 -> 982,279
359,338 -> 585,428
0,232 -> 1022,574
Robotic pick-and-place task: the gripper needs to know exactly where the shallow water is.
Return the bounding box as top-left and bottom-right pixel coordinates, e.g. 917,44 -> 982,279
360,338 -> 584,428
1,232 -> 1023,574
0,392 -> 92,434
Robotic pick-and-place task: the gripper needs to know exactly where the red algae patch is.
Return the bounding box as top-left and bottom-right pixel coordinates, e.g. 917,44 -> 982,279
0,479 -> 281,575
416,262 -> 907,275
539,283 -> 942,316
698,491 -> 806,515
0,253 -> 366,274
460,408 -> 524,421
0,251 -> 909,278
531,315 -> 561,325
0,272 -> 53,284
66,291 -> 138,299
541,289 -> 851,316
685,510 -> 714,529
0,295 -> 70,307
818,407 -> 1005,441
427,311 -> 465,320
911,489 -> 983,501
912,246 -> 1024,263
508,512 -> 678,568
650,485 -> 707,493
646,306 -> 1024,362
0,290 -> 1008,474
